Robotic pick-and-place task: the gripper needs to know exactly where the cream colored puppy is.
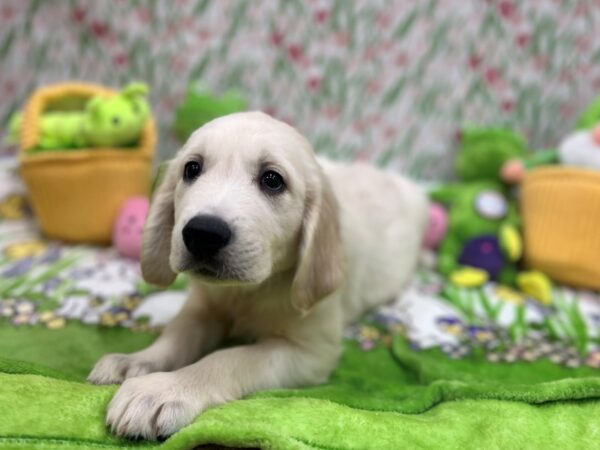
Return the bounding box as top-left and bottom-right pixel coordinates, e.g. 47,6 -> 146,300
88,112 -> 428,440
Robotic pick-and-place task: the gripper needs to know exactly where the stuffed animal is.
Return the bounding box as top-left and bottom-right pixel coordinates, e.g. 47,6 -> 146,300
8,82 -> 150,150
556,123 -> 600,170
454,126 -> 558,185
423,202 -> 448,250
455,127 -> 528,183
500,96 -> 600,182
500,149 -> 558,184
431,181 -> 520,284
173,84 -> 246,142
113,196 -> 149,260
500,127 -> 600,182
432,127 -> 554,301
432,181 -> 551,302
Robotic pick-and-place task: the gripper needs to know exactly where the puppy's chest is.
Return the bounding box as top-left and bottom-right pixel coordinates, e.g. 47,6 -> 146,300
214,295 -> 294,340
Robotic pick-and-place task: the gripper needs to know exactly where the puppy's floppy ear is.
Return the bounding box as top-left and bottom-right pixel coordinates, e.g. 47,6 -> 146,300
141,160 -> 178,287
291,169 -> 344,312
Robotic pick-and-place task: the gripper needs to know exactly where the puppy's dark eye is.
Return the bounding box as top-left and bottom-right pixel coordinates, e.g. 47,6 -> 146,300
260,170 -> 285,194
183,161 -> 202,182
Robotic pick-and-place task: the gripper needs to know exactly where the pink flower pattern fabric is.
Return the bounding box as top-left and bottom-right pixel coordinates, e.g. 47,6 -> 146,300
1,0 -> 599,178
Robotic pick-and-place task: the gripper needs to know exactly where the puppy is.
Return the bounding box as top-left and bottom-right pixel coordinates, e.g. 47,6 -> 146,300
88,112 -> 428,439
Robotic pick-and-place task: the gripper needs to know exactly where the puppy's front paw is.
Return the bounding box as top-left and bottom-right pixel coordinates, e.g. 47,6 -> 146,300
106,372 -> 202,440
88,353 -> 161,385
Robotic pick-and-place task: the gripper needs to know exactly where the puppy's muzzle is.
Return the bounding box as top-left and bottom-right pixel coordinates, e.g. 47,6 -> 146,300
182,215 -> 232,262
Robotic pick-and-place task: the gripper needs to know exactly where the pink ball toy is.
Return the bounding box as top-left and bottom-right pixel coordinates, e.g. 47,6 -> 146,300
423,202 -> 448,249
113,196 -> 149,260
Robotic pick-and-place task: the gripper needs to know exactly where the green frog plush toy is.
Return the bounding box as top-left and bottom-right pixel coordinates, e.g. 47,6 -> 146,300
8,82 -> 150,150
433,127 -> 552,303
173,84 -> 246,142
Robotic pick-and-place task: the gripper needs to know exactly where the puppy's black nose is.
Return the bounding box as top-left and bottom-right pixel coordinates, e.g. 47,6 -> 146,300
182,215 -> 232,260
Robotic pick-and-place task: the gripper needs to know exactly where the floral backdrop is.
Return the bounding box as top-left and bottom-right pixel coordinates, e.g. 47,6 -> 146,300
1,0 -> 599,179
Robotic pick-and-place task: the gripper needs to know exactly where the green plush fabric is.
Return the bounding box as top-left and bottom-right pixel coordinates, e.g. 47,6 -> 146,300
0,321 -> 155,381
1,322 -> 600,449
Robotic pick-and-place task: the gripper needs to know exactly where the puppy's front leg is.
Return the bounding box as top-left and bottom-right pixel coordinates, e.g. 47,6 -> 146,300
107,336 -> 339,440
88,298 -> 225,385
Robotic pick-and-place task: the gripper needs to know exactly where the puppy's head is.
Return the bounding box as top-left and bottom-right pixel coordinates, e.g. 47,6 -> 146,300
141,112 -> 343,311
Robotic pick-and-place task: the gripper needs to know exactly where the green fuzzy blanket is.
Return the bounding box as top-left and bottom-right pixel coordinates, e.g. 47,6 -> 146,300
1,323 -> 600,449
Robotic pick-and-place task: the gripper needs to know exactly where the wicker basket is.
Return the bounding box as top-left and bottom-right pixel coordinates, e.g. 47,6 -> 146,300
521,167 -> 600,289
18,82 -> 156,244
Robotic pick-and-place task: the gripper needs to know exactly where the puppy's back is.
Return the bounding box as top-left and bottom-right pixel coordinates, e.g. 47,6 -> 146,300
318,158 -> 428,322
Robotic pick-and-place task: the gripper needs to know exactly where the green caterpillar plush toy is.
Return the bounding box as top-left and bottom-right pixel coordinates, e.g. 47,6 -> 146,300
8,82 -> 150,150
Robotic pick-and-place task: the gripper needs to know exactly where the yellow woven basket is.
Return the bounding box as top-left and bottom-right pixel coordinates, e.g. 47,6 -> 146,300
521,167 -> 600,290
18,82 -> 156,245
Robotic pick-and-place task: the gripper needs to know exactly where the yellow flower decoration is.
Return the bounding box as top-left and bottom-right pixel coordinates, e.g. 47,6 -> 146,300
500,224 -> 522,262
46,317 -> 66,330
100,312 -> 118,327
0,194 -> 27,220
122,295 -> 142,311
4,240 -> 48,260
38,311 -> 55,323
495,285 -> 525,305
517,271 -> 553,305
450,267 -> 489,288
474,330 -> 494,342
443,324 -> 464,336
360,326 -> 380,340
